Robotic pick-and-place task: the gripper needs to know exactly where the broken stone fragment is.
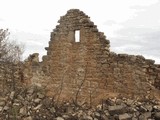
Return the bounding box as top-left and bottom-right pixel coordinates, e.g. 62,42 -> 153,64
125,99 -> 134,106
62,114 -> 70,119
42,98 -> 52,108
13,102 -> 20,106
50,107 -> 56,113
23,116 -> 32,120
79,18 -> 91,23
33,104 -> 42,110
92,28 -> 98,32
155,112 -> 160,119
153,105 -> 160,111
144,105 -> 153,112
10,91 -> 15,100
0,101 -> 5,106
108,105 -> 127,115
93,118 -> 98,120
3,105 -> 9,111
139,105 -> 148,112
118,113 -> 132,120
56,117 -> 64,120
37,93 -> 45,99
0,106 -> 3,112
27,86 -> 35,95
34,98 -> 41,104
19,106 -> 27,115
85,115 -> 93,120
104,110 -> 110,116
94,111 -> 100,117
143,112 -> 152,119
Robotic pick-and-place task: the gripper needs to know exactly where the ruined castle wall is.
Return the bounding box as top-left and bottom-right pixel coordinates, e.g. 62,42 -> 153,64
41,9 -> 110,101
32,49 -> 160,104
29,9 -> 160,104
103,53 -> 160,96
0,9 -> 159,105
39,9 -> 159,103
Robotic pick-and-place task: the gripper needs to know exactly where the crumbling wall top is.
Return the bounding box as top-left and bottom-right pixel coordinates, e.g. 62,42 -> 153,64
50,9 -> 107,43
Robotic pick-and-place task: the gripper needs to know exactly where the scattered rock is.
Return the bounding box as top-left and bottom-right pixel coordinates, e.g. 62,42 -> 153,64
27,86 -> 34,95
0,106 -> 3,111
108,105 -> 126,115
34,98 -> 41,103
145,105 -> 153,112
10,91 -> 15,100
3,105 -> 9,111
19,106 -> 27,115
50,107 -> 56,113
119,113 -> 132,120
143,112 -> 152,119
0,85 -> 160,120
56,117 -> 64,120
33,104 -> 42,110
0,101 -> 5,106
23,116 -> 32,120
37,93 -> 45,99
155,112 -> 160,120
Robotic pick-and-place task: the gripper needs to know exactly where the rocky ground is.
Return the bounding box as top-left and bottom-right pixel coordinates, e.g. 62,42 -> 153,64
0,85 -> 160,120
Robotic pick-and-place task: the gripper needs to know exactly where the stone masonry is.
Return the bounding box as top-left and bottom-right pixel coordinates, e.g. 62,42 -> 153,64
30,9 -> 160,104
1,9 -> 159,105
41,9 -> 111,103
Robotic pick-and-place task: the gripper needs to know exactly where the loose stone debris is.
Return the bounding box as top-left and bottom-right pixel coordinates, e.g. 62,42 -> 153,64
0,85 -> 160,120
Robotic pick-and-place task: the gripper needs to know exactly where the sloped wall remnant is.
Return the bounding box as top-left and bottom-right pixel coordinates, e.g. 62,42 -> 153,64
41,9 -> 110,102
1,9 -> 159,105
32,9 -> 160,104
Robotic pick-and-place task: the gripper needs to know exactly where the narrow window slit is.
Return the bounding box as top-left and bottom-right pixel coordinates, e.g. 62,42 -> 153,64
75,30 -> 80,42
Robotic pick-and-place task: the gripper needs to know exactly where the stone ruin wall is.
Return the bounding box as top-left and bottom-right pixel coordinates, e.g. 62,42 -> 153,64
41,9 -> 111,102
0,9 -> 160,104
30,9 -> 160,103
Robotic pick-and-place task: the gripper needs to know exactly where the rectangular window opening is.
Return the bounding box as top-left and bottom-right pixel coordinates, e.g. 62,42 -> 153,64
75,30 -> 80,42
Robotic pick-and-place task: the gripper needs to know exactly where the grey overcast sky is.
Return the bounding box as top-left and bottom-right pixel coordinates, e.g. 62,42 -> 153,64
0,0 -> 160,63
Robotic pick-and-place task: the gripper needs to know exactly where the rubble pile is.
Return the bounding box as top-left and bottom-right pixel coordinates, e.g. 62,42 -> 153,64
0,85 -> 160,120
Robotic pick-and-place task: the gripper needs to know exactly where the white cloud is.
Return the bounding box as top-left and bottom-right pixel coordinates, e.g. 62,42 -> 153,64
109,1 -> 160,63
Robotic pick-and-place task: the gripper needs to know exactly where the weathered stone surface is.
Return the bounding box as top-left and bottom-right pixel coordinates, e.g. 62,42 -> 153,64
0,86 -> 159,120
10,91 -> 15,100
50,107 -> 56,113
143,112 -> 152,119
23,116 -> 32,120
0,101 -> 5,106
0,9 -> 160,120
56,117 -> 64,120
3,105 -> 9,111
19,106 -> 27,115
155,112 -> 160,119
108,105 -> 127,115
0,106 -> 3,112
32,8 -> 160,104
0,8 -> 160,105
118,113 -> 132,120
34,98 -> 41,103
